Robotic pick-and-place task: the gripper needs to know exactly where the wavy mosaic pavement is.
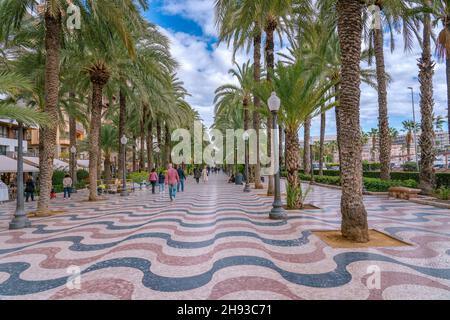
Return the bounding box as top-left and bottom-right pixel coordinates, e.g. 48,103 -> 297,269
0,174 -> 449,300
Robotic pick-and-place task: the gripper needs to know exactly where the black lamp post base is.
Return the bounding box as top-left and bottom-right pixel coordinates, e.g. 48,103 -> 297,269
9,216 -> 31,230
269,206 -> 287,220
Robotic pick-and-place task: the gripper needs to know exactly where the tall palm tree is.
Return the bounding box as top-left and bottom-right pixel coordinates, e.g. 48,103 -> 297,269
401,120 -> 419,161
100,124 -> 118,181
267,61 -> 335,208
336,0 -> 369,242
365,0 -> 419,180
214,62 -> 254,174
418,0 -> 436,194
433,0 -> 450,142
0,0 -> 149,212
369,128 -> 379,162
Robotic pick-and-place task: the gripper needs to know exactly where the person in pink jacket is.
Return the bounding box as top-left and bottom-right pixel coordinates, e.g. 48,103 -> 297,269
148,168 -> 158,194
165,164 -> 180,201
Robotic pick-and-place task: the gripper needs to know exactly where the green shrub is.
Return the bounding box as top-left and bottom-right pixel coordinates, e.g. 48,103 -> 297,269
362,161 -> 381,171
286,182 -> 301,209
402,161 -> 418,172
435,187 -> 450,200
436,173 -> 450,188
52,185 -> 64,193
363,178 -> 417,192
75,181 -> 87,190
128,171 -> 149,183
77,169 -> 89,182
52,170 -> 66,185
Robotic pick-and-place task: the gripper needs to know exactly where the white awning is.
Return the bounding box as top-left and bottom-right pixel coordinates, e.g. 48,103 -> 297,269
0,155 -> 39,173
77,160 -> 89,169
23,157 -> 69,171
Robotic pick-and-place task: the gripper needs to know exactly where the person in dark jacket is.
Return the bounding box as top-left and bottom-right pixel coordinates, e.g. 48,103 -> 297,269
194,167 -> 201,184
177,165 -> 186,192
25,175 -> 35,202
158,171 -> 165,193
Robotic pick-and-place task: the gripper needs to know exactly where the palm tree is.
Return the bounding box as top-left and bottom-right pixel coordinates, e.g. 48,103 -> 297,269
418,0 -> 436,194
336,0 -> 369,242
0,71 -> 48,125
433,114 -> 446,130
318,105 -> 326,176
368,128 -> 379,162
401,120 -> 419,161
214,62 -> 254,175
215,0 -> 310,195
255,61 -> 335,209
100,124 -> 118,181
365,0 -> 419,180
0,0 -> 149,212
433,0 -> 450,142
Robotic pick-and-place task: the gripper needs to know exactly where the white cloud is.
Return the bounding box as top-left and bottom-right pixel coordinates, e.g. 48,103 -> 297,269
155,2 -> 449,137
160,27 -> 250,127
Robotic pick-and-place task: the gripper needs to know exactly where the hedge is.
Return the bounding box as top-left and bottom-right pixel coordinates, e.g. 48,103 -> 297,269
297,174 -> 419,192
298,170 -> 450,187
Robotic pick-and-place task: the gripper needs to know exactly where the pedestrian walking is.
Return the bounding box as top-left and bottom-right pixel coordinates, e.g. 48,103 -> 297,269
149,168 -> 158,194
63,174 -> 73,199
177,165 -> 186,192
158,170 -> 165,193
202,166 -> 208,183
25,175 -> 35,202
194,167 -> 201,184
165,164 -> 180,202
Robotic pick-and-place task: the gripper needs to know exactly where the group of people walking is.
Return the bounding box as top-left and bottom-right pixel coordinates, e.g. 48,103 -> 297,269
148,164 -> 187,202
148,164 -> 214,202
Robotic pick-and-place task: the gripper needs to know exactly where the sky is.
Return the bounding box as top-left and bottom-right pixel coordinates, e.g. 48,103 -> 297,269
142,0 -> 449,138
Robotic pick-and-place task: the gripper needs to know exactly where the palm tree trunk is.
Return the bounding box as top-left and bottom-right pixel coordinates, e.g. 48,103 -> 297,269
104,152 -> 111,181
69,92 -> 77,187
97,143 -> 102,179
253,30 -> 263,189
118,89 -> 126,178
447,56 -> 450,143
139,107 -> 146,172
165,123 -> 171,167
279,124 -> 283,170
88,82 -> 104,201
335,84 -> 342,171
156,118 -> 162,167
147,119 -> 154,172
303,116 -> 311,175
337,0 -> 369,242
406,134 -> 411,161
265,18 -> 277,196
418,1 -> 436,194
132,135 -> 137,172
37,10 -> 61,214
319,106 -> 326,176
286,127 -> 302,209
374,28 -> 391,180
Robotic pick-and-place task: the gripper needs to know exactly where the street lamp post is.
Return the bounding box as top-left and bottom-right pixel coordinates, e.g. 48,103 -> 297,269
268,92 -> 287,220
10,101 -> 31,229
70,145 -> 77,193
408,87 -> 420,171
243,132 -> 250,192
310,140 -> 315,184
120,135 -> 128,197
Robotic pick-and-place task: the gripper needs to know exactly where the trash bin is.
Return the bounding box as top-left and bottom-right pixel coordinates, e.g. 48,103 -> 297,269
235,173 -> 243,185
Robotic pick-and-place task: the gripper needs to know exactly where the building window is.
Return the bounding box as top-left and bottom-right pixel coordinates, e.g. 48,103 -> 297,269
0,145 -> 6,155
0,127 -> 7,138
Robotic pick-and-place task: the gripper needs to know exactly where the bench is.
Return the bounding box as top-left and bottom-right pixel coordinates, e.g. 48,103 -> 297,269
388,187 -> 421,200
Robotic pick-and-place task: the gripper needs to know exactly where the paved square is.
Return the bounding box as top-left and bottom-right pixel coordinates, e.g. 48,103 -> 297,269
0,174 -> 449,299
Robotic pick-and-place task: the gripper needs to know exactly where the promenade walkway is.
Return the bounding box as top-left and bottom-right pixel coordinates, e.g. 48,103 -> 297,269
0,174 -> 449,299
